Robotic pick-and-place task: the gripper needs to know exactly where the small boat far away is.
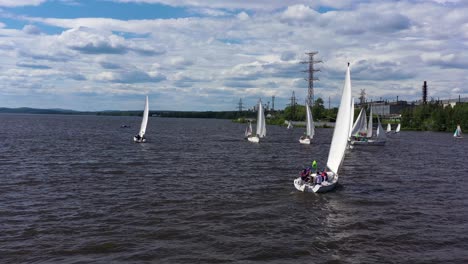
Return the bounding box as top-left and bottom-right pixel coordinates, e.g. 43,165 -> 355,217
394,123 -> 401,134
244,121 -> 253,139
299,103 -> 315,144
247,100 -> 266,143
133,96 -> 149,143
287,120 -> 293,129
294,63 -> 352,193
386,123 -> 392,133
453,124 -> 463,138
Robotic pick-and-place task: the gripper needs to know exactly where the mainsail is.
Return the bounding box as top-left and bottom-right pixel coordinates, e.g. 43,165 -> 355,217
305,104 -> 315,138
348,98 -> 355,138
256,102 -> 266,138
138,96 -> 149,138
351,107 -> 367,136
327,64 -> 352,174
367,106 -> 373,138
376,116 -> 386,141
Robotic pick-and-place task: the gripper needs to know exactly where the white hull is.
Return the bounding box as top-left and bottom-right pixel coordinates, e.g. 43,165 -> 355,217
351,139 -> 385,146
293,172 -> 338,193
133,137 -> 146,143
247,136 -> 259,143
299,137 -> 311,144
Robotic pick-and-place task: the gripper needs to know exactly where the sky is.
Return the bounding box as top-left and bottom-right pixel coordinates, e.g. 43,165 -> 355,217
0,0 -> 467,111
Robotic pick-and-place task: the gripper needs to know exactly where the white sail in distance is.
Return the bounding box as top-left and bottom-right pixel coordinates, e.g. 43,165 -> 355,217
305,104 -> 315,138
138,96 -> 149,138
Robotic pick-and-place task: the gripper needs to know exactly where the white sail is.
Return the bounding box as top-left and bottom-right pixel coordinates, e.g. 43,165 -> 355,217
138,96 -> 149,138
454,125 -> 462,137
395,123 -> 401,133
287,121 -> 293,129
348,98 -> 355,138
256,102 -> 266,138
351,108 -> 367,136
327,64 -> 352,174
305,104 -> 315,138
376,116 -> 386,141
386,123 -> 391,133
367,106 -> 373,138
245,122 -> 252,137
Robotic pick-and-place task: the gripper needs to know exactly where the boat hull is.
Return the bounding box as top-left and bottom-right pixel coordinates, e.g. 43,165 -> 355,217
133,137 -> 146,143
293,172 -> 338,193
351,139 -> 385,146
299,138 -> 311,144
247,136 -> 259,143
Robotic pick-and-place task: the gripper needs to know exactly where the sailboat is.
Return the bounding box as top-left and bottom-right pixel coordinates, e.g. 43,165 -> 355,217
299,103 -> 315,144
294,63 -> 352,193
244,121 -> 253,138
350,107 -> 368,138
453,124 -> 463,138
247,101 -> 266,143
386,123 -> 392,133
133,96 -> 149,143
347,98 -> 355,150
287,120 -> 293,129
394,123 -> 401,134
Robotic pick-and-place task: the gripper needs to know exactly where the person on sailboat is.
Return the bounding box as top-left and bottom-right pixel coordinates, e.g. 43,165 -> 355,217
300,168 -> 311,182
312,160 -> 318,173
320,168 -> 328,182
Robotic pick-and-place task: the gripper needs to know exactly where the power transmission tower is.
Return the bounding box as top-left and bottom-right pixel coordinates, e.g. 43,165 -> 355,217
238,98 -> 243,112
289,91 -> 297,120
422,81 -> 428,104
359,89 -> 366,105
301,51 -> 322,107
271,95 -> 275,112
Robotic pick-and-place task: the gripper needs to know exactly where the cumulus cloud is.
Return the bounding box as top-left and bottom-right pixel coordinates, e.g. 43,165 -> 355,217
16,62 -> 51,69
94,69 -> 166,84
0,0 -> 46,7
0,0 -> 467,110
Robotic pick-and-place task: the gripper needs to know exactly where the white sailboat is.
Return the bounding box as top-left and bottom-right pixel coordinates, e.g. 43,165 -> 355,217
244,121 -> 253,138
247,101 -> 266,143
287,120 -> 293,129
134,95 -> 149,143
453,124 -> 463,138
299,104 -> 315,144
394,123 -> 401,134
366,106 -> 373,138
350,107 -> 368,138
386,123 -> 392,133
294,63 -> 352,193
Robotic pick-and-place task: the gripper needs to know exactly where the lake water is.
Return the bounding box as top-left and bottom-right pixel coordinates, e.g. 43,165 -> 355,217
1,114 -> 467,263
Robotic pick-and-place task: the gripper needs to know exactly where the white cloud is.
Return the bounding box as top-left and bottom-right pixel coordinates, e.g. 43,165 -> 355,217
0,0 -> 46,7
0,0 -> 467,110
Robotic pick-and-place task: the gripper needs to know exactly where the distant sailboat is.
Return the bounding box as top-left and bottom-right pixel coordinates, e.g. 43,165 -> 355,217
453,124 -> 463,138
247,101 -> 266,143
294,63 -> 352,193
287,121 -> 293,129
386,123 -> 392,133
394,123 -> 401,134
299,104 -> 315,144
244,121 -> 253,138
134,96 -> 149,143
350,107 -> 368,138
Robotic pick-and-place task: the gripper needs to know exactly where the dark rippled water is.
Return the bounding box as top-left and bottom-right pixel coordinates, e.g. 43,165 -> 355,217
1,114 -> 467,263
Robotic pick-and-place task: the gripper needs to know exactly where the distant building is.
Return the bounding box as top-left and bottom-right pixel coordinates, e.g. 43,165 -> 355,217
440,97 -> 468,108
356,100 -> 415,117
